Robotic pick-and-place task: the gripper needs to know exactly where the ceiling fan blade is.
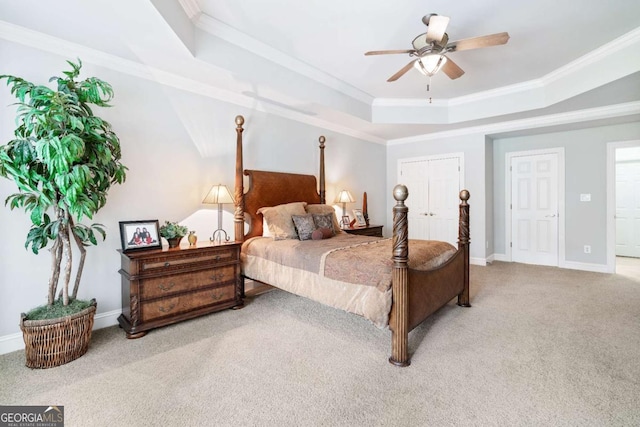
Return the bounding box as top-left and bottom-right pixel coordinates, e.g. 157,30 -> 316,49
425,15 -> 450,43
365,49 -> 415,56
387,59 -> 418,82
447,32 -> 510,52
441,57 -> 465,80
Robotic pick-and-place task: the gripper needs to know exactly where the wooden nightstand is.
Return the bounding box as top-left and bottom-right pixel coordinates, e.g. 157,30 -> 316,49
343,224 -> 383,238
117,241 -> 243,338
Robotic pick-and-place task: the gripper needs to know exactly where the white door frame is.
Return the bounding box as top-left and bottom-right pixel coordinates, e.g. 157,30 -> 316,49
606,140 -> 640,273
505,148 -> 566,265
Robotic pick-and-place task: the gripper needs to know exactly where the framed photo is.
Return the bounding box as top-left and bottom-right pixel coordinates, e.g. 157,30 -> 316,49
341,215 -> 350,229
352,209 -> 367,227
119,220 -> 162,252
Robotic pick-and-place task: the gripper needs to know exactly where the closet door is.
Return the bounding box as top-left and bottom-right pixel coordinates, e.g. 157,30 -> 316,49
401,160 -> 430,240
398,155 -> 462,245
428,157 -> 461,245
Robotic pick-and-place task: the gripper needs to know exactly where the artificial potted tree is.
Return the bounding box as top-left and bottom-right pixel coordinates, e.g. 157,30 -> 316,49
0,60 -> 127,368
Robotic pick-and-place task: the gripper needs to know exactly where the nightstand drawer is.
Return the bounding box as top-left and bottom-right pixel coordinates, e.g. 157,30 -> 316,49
141,284 -> 236,322
140,265 -> 237,299
140,248 -> 238,273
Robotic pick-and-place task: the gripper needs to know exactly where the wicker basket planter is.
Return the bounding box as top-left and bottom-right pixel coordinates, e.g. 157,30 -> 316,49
20,299 -> 97,369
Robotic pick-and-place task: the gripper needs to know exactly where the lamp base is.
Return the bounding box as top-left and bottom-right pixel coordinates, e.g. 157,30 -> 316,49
210,229 -> 230,245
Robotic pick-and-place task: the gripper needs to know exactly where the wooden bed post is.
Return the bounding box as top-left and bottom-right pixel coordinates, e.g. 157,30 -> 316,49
389,184 -> 410,367
234,115 -> 245,243
457,190 -> 471,307
319,136 -> 326,204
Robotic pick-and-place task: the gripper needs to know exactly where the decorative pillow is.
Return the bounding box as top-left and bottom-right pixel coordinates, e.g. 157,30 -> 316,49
257,202 -> 307,240
262,217 -> 272,237
312,213 -> 336,236
291,214 -> 317,241
311,227 -> 333,240
306,204 -> 342,234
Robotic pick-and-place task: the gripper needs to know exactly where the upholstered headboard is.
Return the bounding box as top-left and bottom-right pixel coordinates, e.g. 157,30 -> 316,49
243,170 -> 322,239
233,115 -> 326,241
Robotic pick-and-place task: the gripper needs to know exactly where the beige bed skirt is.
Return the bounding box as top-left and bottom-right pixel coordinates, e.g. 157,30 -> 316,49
242,254 -> 392,328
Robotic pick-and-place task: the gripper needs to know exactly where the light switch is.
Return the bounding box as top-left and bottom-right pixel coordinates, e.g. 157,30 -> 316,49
580,194 -> 591,202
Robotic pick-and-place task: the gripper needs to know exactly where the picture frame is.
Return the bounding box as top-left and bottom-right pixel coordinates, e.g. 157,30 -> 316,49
352,209 -> 367,227
119,220 -> 162,252
341,215 -> 351,229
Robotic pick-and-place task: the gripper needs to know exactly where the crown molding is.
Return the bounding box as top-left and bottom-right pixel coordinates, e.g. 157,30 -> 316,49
387,101 -> 640,145
0,20 -> 384,144
192,13 -> 374,106
542,26 -> 640,86
376,27 -> 640,117
177,0 -> 201,20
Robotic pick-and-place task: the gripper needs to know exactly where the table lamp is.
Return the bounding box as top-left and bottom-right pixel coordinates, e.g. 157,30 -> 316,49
335,189 -> 355,228
203,184 -> 235,243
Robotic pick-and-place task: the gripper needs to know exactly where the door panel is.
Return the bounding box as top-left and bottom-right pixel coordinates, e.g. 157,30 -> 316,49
511,153 -> 559,266
616,160 -> 640,257
401,161 -> 429,240
399,156 -> 461,245
428,157 -> 460,245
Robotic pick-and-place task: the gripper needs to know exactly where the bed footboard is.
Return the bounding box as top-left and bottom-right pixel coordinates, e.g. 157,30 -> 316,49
389,185 -> 470,367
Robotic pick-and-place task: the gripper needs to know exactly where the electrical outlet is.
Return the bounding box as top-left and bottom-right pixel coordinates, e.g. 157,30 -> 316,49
584,245 -> 591,254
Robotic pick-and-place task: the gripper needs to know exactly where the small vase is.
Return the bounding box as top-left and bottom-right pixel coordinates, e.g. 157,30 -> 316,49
188,231 -> 197,246
167,237 -> 183,248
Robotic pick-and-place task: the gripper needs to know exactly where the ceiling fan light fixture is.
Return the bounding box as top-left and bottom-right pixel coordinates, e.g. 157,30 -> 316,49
414,54 -> 448,77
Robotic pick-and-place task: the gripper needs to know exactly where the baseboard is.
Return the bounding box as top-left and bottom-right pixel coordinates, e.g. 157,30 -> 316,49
485,255 -> 610,273
486,254 -> 495,264
0,332 -> 24,355
561,261 -> 611,273
493,253 -> 508,262
470,257 -> 487,266
0,308 -> 122,356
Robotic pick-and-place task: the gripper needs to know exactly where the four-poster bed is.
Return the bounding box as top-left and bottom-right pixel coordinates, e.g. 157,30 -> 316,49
232,115 -> 471,366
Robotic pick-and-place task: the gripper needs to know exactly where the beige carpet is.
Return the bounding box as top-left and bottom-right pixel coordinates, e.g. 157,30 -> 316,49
1,262 -> 639,426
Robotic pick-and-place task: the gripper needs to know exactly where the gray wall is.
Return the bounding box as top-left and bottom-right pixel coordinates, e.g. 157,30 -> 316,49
492,122 -> 640,265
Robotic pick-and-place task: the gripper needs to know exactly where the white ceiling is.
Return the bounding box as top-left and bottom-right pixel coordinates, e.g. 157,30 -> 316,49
1,0 -> 639,143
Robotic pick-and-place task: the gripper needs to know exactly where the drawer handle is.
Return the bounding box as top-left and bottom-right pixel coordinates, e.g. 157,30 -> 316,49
164,262 -> 170,267
158,282 -> 176,291
214,255 -> 221,261
158,303 -> 176,313
211,272 -> 225,282
211,291 -> 224,301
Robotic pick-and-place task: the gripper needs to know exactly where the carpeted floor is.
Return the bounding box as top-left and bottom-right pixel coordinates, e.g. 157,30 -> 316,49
1,262 -> 639,426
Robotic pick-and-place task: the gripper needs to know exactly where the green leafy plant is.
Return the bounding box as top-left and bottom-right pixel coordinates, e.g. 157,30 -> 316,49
0,59 -> 127,314
159,221 -> 188,239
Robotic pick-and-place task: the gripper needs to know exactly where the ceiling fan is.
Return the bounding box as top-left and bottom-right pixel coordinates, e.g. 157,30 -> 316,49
365,13 -> 510,84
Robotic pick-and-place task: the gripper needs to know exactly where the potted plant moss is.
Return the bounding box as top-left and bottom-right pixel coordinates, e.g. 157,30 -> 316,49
0,60 -> 127,368
159,220 -> 189,248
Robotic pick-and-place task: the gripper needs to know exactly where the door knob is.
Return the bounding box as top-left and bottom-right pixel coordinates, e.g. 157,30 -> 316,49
545,214 -> 557,218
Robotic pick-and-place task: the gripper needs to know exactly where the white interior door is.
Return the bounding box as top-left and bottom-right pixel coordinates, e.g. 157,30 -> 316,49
399,155 -> 461,245
401,160 -> 429,240
511,153 -> 559,266
616,160 -> 640,257
428,157 -> 461,245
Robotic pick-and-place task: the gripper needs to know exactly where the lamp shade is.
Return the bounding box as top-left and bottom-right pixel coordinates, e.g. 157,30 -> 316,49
414,54 -> 448,77
202,184 -> 235,205
335,190 -> 355,204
